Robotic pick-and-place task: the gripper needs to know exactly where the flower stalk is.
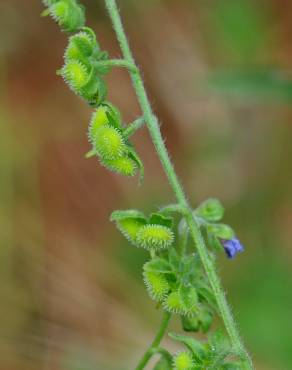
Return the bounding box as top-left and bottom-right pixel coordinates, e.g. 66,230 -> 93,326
104,0 -> 253,368
135,311 -> 171,370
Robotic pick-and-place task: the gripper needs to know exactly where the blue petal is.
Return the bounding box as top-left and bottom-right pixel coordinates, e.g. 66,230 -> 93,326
221,238 -> 244,259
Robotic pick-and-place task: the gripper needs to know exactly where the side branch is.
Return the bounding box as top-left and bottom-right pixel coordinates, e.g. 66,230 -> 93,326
93,59 -> 138,73
124,116 -> 145,138
135,312 -> 171,370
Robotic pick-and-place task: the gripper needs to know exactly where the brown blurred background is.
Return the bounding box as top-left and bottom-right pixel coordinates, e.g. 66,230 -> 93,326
0,0 -> 292,369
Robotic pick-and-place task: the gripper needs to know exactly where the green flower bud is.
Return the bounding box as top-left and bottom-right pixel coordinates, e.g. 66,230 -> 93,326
48,0 -> 85,33
196,198 -> 225,222
93,125 -> 126,160
101,155 -> 137,177
163,290 -> 187,315
163,286 -> 197,316
198,309 -> 213,333
181,315 -> 200,332
88,106 -> 111,141
136,224 -> 174,251
173,351 -> 194,370
64,30 -> 97,67
61,60 -> 88,90
60,60 -> 106,104
143,270 -> 169,301
88,103 -> 122,143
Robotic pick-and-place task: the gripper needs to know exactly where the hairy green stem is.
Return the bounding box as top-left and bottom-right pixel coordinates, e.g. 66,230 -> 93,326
94,59 -> 138,73
135,312 -> 171,370
124,116 -> 145,138
104,0 -> 253,369
178,219 -> 189,256
150,347 -> 172,362
160,203 -> 187,217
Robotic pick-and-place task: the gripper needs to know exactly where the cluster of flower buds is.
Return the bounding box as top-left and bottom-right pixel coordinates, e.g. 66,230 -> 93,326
143,250 -> 215,332
42,0 -> 85,32
59,28 -> 108,105
87,104 -> 143,177
194,198 -> 245,259
41,0 -> 143,178
111,198 -> 246,343
111,209 -> 216,332
110,210 -> 175,251
166,330 -> 244,370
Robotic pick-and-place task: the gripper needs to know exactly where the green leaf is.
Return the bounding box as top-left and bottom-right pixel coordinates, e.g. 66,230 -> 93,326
143,258 -> 173,274
180,255 -> 202,285
208,330 -> 231,355
168,248 -> 180,271
160,204 -> 187,216
197,284 -> 217,309
178,217 -> 188,238
104,102 -> 122,129
221,362 -> 243,370
208,233 -> 224,252
181,315 -> 200,332
149,213 -> 173,228
110,210 -> 147,244
169,332 -> 206,362
127,146 -> 144,183
110,209 -> 146,222
207,223 -> 235,240
81,27 -> 99,47
196,198 -> 225,222
179,285 -> 198,312
95,50 -> 109,61
198,308 -> 214,333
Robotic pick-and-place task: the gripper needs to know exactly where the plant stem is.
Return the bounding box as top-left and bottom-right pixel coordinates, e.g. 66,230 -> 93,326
104,1 -> 253,369
160,203 -> 187,216
124,116 -> 145,138
135,312 -> 171,370
93,59 -> 138,73
178,218 -> 189,256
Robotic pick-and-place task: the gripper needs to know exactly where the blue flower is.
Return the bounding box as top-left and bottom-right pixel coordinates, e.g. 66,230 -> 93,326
221,238 -> 244,259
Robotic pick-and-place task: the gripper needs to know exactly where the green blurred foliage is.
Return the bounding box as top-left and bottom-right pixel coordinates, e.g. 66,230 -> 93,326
230,254 -> 292,369
208,69 -> 292,102
205,0 -> 269,64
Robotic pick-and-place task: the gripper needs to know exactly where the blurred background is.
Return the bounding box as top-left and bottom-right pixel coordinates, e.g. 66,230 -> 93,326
0,0 -> 292,369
